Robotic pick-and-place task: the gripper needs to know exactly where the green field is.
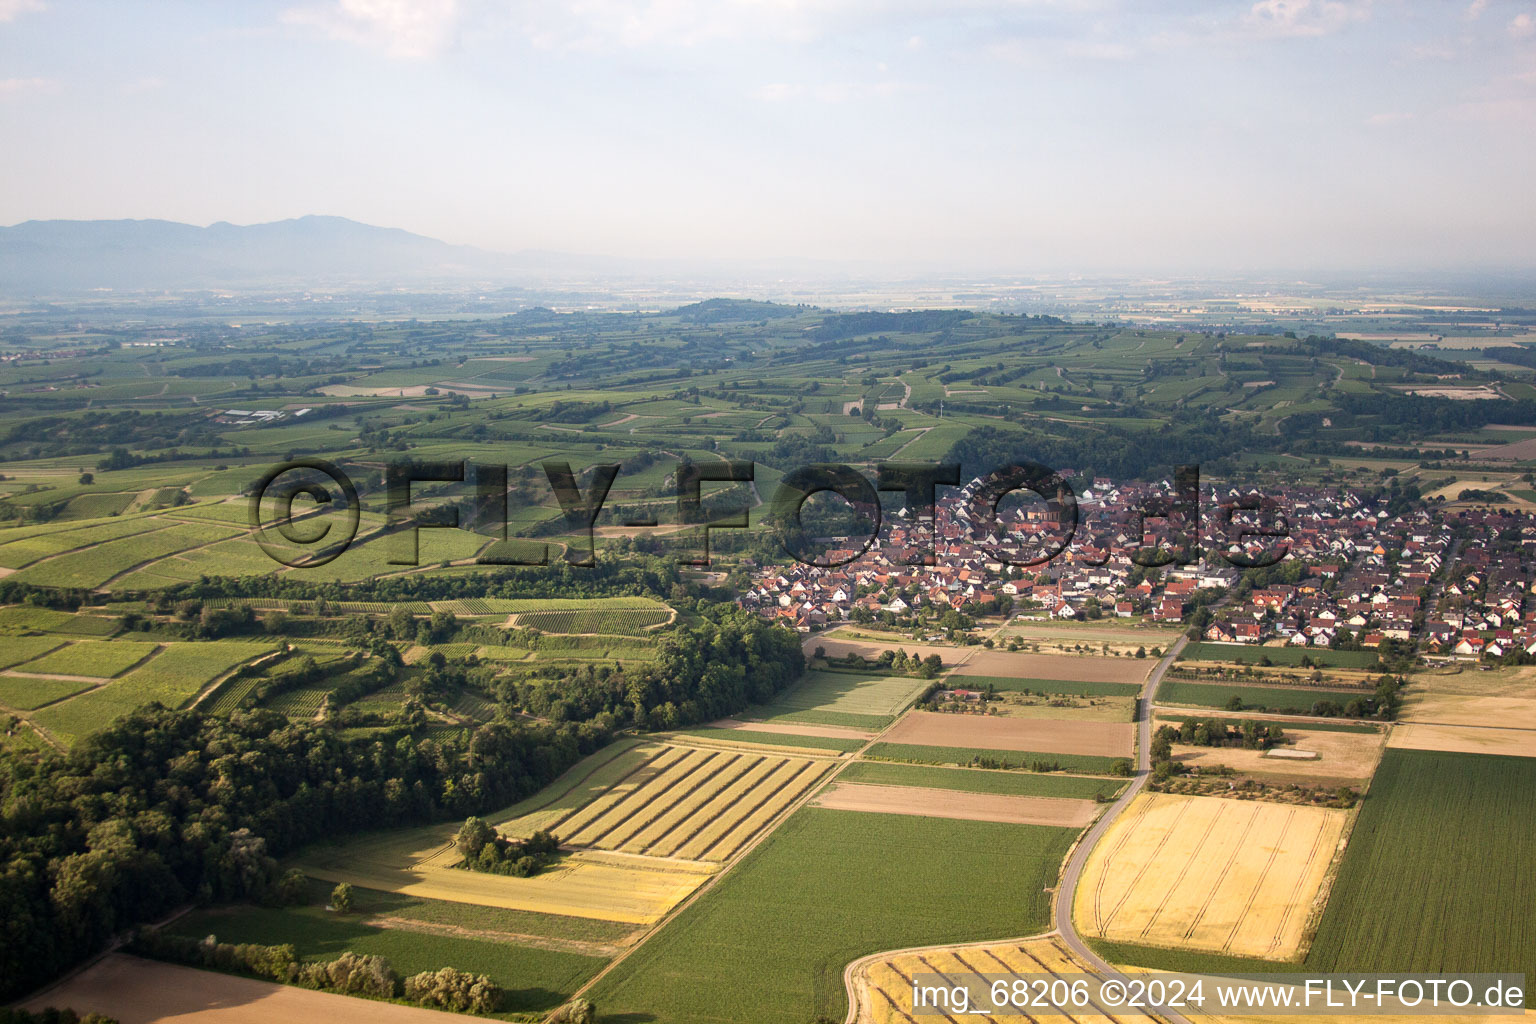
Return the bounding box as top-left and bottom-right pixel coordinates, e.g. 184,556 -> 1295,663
863,742 -> 1123,774
954,675 -> 1142,696
588,807 -> 1077,1023
1089,938 -> 1293,975
1154,713 -> 1382,734
836,760 -> 1126,799
1158,679 -> 1371,713
164,903 -> 606,1013
1304,749 -> 1536,979
1180,643 -> 1381,668
746,670 -> 930,721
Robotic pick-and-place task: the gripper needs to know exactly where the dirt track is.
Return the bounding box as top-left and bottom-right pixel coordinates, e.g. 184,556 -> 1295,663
24,954 -> 468,1024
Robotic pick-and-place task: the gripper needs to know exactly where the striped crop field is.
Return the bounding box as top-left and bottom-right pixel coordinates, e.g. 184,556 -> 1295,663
527,743 -> 833,863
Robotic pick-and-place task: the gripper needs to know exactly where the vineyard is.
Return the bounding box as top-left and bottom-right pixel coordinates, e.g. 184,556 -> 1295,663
13,640 -> 160,679
30,641 -> 279,745
514,606 -> 671,635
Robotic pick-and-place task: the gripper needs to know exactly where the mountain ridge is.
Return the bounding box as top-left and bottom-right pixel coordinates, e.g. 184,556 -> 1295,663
0,215 -> 529,293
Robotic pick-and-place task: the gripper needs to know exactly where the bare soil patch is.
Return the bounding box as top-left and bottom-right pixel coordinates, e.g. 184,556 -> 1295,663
1163,722 -> 1385,785
813,782 -> 1099,826
883,710 -> 1132,757
1388,723 -> 1536,759
1402,666 -> 1536,730
25,953 -> 468,1024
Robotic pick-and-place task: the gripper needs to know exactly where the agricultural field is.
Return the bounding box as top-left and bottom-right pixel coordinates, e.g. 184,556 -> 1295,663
986,690 -> 1138,720
1398,663 -> 1536,730
1158,679 -> 1372,713
30,641 -> 279,745
588,807 -> 1079,1024
851,934 -> 1166,1024
163,902 -> 606,1014
0,606 -> 119,636
0,675 -> 95,711
297,825 -> 716,925
1180,643 -> 1382,669
999,618 -> 1184,657
1386,722 -> 1536,759
509,741 -> 836,862
671,726 -> 865,753
0,634 -> 68,670
811,781 -> 1100,827
951,674 -> 1143,696
835,760 -> 1126,800
1155,715 -> 1388,785
1076,793 -> 1349,960
10,639 -> 160,678
510,605 -> 671,634
882,710 -> 1133,758
864,741 -> 1124,774
24,954 -> 471,1024
953,651 -> 1153,686
736,669 -> 934,729
1304,749 -> 1536,979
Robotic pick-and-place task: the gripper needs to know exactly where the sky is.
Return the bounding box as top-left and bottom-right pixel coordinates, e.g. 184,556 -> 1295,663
1,0 -> 1534,275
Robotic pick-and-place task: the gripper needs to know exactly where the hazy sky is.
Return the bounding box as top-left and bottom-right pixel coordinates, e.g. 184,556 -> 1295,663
2,0 -> 1534,273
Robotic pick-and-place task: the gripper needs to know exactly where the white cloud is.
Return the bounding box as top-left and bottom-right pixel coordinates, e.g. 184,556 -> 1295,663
1510,12 -> 1536,37
0,76 -> 52,97
282,0 -> 459,59
0,0 -> 43,23
751,78 -> 907,103
1466,0 -> 1488,19
1245,0 -> 1371,38
1063,39 -> 1134,60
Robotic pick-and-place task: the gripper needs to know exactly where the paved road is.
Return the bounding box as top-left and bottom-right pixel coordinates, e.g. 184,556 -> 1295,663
1051,632 -> 1195,1024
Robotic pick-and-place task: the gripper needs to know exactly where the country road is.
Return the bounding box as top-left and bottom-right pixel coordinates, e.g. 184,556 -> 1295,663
1050,632 -> 1194,1024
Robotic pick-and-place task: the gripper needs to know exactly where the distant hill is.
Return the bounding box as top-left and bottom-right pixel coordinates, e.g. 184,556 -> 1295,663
0,215 -> 521,293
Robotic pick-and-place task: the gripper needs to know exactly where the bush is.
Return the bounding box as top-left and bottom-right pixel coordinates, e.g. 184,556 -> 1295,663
403,967 -> 502,1013
321,952 -> 398,999
0,1011 -> 117,1024
548,998 -> 597,1024
128,931 -> 298,984
330,882 -> 353,912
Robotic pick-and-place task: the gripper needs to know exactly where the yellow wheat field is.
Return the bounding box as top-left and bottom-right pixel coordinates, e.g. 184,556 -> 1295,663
299,828 -> 716,924
849,934 -> 1535,1024
853,935 -> 1165,1024
1074,793 -> 1347,959
296,741 -> 832,923
548,743 -> 833,861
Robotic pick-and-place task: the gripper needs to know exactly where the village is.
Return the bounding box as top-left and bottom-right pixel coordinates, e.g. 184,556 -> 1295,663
739,475 -> 1536,662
